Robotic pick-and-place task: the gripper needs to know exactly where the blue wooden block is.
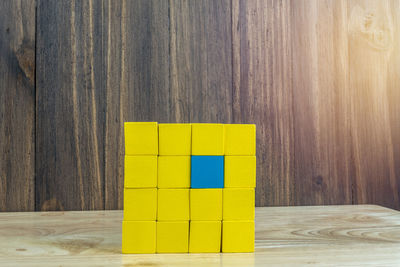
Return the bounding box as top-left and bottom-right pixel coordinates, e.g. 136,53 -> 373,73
191,156 -> 224,188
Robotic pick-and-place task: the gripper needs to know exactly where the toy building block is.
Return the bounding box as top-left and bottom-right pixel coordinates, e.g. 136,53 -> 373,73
159,123 -> 191,155
157,189 -> 189,221
124,155 -> 157,188
124,122 -> 158,155
191,123 -> 224,155
122,221 -> 156,254
123,188 -> 157,220
190,189 -> 222,220
224,124 -> 256,155
223,188 -> 255,220
191,156 -> 224,188
222,221 -> 255,252
157,221 -> 189,253
224,156 -> 256,188
158,156 -> 190,188
189,221 -> 221,253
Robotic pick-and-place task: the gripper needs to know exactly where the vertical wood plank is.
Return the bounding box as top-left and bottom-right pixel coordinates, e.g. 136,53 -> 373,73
290,0 -> 353,205
124,0 -> 171,123
103,0 -> 127,210
170,0 -> 232,123
232,0 -> 295,206
0,0 -> 35,211
348,0 -> 400,209
104,0 -> 170,209
387,0 -> 400,209
36,0 -> 105,211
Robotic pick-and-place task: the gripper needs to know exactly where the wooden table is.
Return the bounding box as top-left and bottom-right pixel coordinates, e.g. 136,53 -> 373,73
0,205 -> 399,266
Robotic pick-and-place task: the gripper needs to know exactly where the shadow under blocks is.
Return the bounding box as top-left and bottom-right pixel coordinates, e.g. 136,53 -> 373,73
122,122 -> 256,253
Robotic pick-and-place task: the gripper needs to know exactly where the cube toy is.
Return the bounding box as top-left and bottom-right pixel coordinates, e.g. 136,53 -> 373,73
123,122 -> 256,254
224,124 -> 256,155
125,122 -> 158,155
157,189 -> 189,220
222,221 -> 255,253
124,155 -> 157,188
122,221 -> 156,253
191,123 -> 224,155
224,156 -> 256,188
124,188 -> 157,220
191,156 -> 224,188
157,221 -> 189,253
158,156 -> 191,188
189,221 -> 221,253
190,189 -> 222,220
159,123 -> 191,155
223,188 -> 255,220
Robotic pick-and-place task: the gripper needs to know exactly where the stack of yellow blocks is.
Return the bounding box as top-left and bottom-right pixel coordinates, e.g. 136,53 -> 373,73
122,122 -> 256,253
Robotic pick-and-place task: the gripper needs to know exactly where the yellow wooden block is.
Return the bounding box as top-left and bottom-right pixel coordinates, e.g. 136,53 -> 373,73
122,221 -> 156,254
123,188 -> 157,220
159,123 -> 191,155
191,123 -> 224,155
224,156 -> 256,188
223,188 -> 255,220
124,122 -> 158,155
157,189 -> 189,220
157,221 -> 189,253
189,221 -> 221,253
124,155 -> 157,188
158,156 -> 190,188
190,189 -> 222,220
222,221 -> 254,252
224,124 -> 256,155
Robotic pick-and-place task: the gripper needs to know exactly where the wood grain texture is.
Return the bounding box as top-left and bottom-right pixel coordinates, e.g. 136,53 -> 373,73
348,0 -> 400,209
103,0 -> 127,211
170,0 -> 233,123
2,0 -> 400,211
36,0 -> 105,211
36,0 -> 232,211
0,0 -> 35,211
0,205 -> 399,266
233,0 -> 400,208
104,0 -> 170,209
232,0 -> 295,207
290,0 -> 353,206
388,0 -> 400,209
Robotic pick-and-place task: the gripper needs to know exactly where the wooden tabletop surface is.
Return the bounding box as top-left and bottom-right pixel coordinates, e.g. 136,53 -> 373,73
0,205 -> 399,266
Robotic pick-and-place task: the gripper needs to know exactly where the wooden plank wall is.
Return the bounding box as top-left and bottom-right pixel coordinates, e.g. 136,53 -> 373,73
0,1 -> 35,211
0,0 -> 399,211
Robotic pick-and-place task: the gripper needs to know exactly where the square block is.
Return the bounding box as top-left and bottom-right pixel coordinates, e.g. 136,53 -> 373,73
122,221 -> 156,254
157,221 -> 189,253
224,156 -> 256,188
124,122 -> 158,155
123,188 -> 157,220
191,123 -> 224,155
225,124 -> 256,155
159,123 -> 191,155
191,156 -> 224,188
124,156 -> 157,188
190,189 -> 222,220
157,189 -> 189,220
189,221 -> 221,253
158,156 -> 190,188
222,221 -> 254,252
223,188 -> 255,220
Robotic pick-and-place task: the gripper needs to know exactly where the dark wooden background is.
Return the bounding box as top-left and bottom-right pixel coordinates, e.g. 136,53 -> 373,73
1,0 -> 399,211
